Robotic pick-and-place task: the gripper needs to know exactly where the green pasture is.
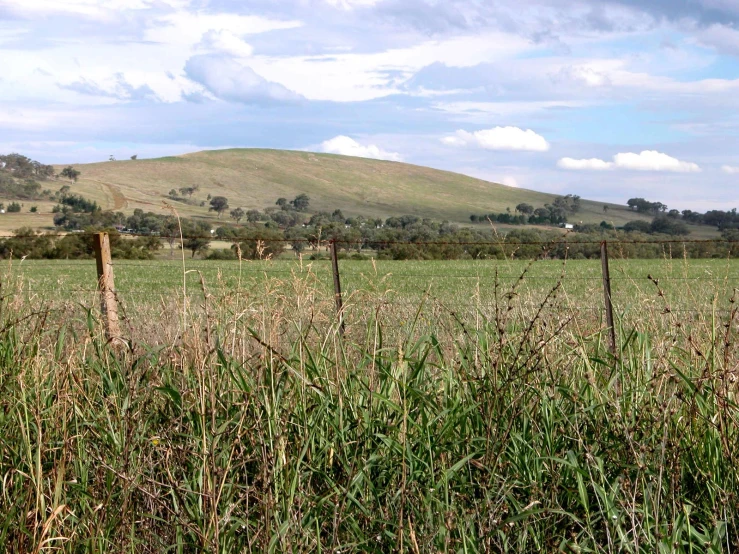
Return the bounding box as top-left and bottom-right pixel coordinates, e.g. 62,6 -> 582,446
7,257 -> 739,320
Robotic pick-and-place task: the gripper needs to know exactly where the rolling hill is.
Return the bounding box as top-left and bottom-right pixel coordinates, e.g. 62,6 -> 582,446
1,148 -> 708,235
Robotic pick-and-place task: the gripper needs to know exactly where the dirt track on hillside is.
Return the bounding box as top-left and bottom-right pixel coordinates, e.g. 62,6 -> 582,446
84,179 -> 128,210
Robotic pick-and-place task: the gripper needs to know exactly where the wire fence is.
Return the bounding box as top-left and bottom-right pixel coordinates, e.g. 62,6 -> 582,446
4,230 -> 739,245
3,235 -> 739,334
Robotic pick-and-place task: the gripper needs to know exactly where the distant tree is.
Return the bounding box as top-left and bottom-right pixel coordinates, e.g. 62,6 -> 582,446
627,198 -> 666,214
285,227 -> 307,254
603,205 -> 609,213
515,203 -> 534,215
276,198 -> 288,208
109,155 -> 116,161
291,194 -> 310,211
179,186 -> 198,198
246,209 -> 262,223
161,217 -> 180,257
60,166 -> 80,182
230,207 -> 245,223
30,206 -> 37,213
553,194 -> 580,214
184,237 -> 210,258
130,154 -> 138,160
0,153 -> 53,179
169,189 -> 178,197
7,202 -> 21,213
650,215 -> 689,236
209,196 -> 229,217
623,220 -> 651,233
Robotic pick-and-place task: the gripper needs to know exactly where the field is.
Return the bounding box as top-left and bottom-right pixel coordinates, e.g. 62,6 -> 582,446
8,256 -> 738,318
1,255 -> 739,552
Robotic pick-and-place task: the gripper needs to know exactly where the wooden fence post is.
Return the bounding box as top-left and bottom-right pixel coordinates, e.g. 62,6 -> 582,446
600,240 -> 617,356
330,239 -> 346,336
93,232 -> 122,344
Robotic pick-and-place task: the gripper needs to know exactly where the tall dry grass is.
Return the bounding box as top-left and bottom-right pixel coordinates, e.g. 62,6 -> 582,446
0,259 -> 738,553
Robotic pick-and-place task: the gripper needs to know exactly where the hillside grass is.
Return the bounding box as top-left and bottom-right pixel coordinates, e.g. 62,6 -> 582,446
56,149 -> 662,229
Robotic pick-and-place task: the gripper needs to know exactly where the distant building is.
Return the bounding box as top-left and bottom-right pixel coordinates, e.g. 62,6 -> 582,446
563,223 -> 574,230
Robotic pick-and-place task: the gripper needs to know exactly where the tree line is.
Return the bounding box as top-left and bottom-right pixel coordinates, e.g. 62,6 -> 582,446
3,189 -> 732,260
470,195 -> 580,226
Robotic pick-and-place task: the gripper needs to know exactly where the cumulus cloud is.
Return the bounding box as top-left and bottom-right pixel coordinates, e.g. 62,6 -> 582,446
441,126 -> 550,152
184,55 -> 302,104
558,150 -> 701,173
197,30 -> 254,58
722,165 -> 739,174
318,135 -> 402,161
558,157 -> 614,170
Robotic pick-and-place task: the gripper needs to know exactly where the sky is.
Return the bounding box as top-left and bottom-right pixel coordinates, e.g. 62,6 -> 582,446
2,0 -> 739,210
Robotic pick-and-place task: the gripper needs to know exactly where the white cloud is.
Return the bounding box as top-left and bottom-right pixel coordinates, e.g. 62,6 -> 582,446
433,100 -> 587,117
722,165 -> 739,174
249,33 -> 531,102
58,72 -> 158,101
144,12 -> 302,47
0,0 -> 166,18
502,176 -> 519,188
614,151 -> 700,172
440,135 -> 466,146
554,64 -> 611,87
558,151 -> 701,173
184,55 -> 302,104
558,157 -> 615,170
442,126 -> 550,152
198,30 -> 254,58
318,135 -> 402,161
323,0 -> 380,8
695,24 -> 739,57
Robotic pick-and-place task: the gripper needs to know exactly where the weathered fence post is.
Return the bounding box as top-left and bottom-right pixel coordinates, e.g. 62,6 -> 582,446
93,232 -> 122,344
600,240 -> 617,355
330,239 -> 346,336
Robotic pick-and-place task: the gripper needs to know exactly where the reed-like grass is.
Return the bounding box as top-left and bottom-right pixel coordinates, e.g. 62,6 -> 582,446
0,257 -> 738,552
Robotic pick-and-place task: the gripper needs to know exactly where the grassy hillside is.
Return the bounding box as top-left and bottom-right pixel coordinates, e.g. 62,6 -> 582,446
0,148 -> 710,236
58,149 -> 653,225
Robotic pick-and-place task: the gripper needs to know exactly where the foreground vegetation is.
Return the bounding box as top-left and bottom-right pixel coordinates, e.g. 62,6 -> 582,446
0,256 -> 738,552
